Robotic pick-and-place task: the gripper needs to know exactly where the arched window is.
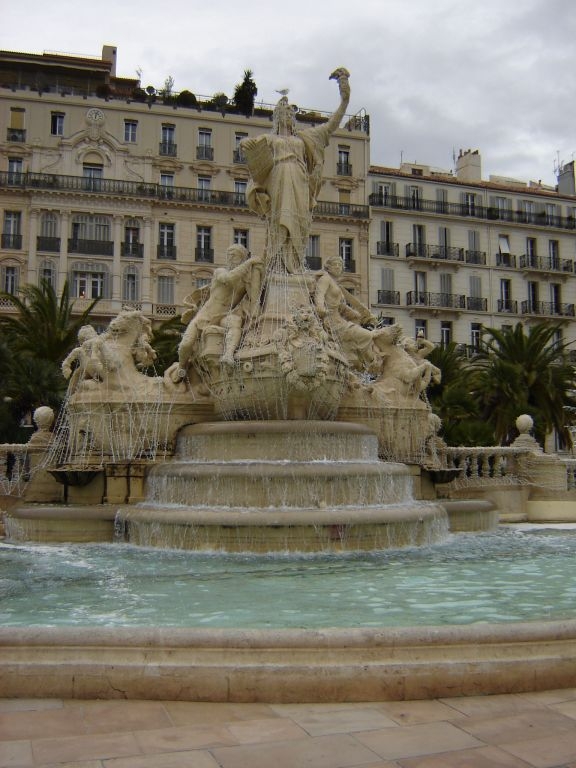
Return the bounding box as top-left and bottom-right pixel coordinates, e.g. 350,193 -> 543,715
122,264 -> 140,302
40,212 -> 58,238
38,258 -> 57,290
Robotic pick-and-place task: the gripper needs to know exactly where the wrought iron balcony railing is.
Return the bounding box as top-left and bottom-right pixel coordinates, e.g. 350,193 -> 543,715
377,289 -> 401,305
305,255 -> 322,270
521,300 -> 575,317
157,244 -> 177,260
497,299 -> 518,313
6,128 -> 26,142
343,259 -> 356,273
195,248 -> 214,263
496,253 -> 517,268
466,296 -> 488,311
36,236 -> 60,252
68,238 -> 114,256
406,291 -> 466,309
336,162 -> 352,176
369,192 -> 576,232
1,234 -> 22,249
159,142 -> 177,156
376,241 -> 399,257
233,149 -> 246,164
0,171 -> 367,219
121,242 -> 144,258
196,145 -> 214,161
465,250 -> 487,265
519,254 -> 573,273
405,243 -> 464,262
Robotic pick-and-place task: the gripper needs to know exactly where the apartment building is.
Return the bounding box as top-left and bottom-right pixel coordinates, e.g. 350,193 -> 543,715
369,149 -> 576,353
0,45 -> 370,326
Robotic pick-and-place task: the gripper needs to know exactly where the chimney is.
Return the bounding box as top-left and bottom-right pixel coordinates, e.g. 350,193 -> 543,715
558,160 -> 576,196
456,149 -> 482,182
101,45 -> 117,77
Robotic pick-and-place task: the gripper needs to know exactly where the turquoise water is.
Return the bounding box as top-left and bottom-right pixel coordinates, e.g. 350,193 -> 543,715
1,526 -> 575,628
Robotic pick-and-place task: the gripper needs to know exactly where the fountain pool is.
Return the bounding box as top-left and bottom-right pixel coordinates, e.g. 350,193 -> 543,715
2,526 -> 576,628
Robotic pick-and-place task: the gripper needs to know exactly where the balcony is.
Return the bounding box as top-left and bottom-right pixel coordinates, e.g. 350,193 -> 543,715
121,242 -> 143,258
1,234 -> 22,249
406,291 -> 466,310
314,201 -> 369,219
496,253 -> 517,268
157,244 -> 177,260
68,239 -> 114,256
406,243 -> 464,263
497,299 -> 518,313
337,162 -> 352,176
195,248 -> 214,263
466,296 -> 488,311
465,250 -> 487,265
196,145 -> 214,161
159,142 -> 177,157
233,149 -> 246,164
521,300 -> 575,318
305,255 -> 322,270
519,254 -> 573,274
36,236 -> 60,252
6,128 -> 26,142
377,289 -> 401,305
376,241 -> 399,257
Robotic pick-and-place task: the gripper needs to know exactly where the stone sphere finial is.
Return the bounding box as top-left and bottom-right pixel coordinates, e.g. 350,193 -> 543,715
516,414 -> 533,435
33,406 -> 55,433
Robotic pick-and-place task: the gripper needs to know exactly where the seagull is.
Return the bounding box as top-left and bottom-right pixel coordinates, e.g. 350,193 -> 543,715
275,88 -> 290,97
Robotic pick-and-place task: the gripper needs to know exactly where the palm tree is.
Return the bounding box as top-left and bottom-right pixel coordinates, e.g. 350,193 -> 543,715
0,280 -> 98,362
473,322 -> 576,446
148,314 -> 186,375
0,280 -> 98,441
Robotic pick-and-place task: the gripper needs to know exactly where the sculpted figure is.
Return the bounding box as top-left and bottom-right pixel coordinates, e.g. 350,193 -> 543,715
314,256 -> 392,371
62,325 -> 105,392
171,245 -> 263,380
373,329 -> 441,405
241,68 -> 350,273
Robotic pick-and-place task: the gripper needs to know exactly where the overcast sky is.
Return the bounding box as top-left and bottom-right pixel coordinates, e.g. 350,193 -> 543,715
2,0 -> 575,186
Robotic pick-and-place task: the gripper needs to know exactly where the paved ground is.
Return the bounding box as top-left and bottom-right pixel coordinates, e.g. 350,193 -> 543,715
2,690 -> 576,767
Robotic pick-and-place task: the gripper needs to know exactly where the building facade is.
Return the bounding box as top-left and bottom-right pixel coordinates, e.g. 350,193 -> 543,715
0,46 -> 370,327
369,150 -> 576,354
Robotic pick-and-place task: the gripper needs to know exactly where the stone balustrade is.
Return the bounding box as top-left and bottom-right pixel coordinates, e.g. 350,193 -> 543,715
0,444 -> 32,495
440,446 -> 525,480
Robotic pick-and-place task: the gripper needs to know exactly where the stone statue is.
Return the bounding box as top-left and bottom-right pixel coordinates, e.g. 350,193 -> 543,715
61,325 -> 106,392
241,68 -> 351,273
170,245 -> 263,381
313,256 -> 393,372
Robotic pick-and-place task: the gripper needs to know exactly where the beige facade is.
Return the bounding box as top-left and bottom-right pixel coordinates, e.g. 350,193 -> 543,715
0,46 -> 370,326
369,150 -> 576,353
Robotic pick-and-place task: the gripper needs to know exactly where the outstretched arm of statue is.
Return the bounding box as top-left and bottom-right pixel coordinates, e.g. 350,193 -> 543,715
324,67 -> 351,135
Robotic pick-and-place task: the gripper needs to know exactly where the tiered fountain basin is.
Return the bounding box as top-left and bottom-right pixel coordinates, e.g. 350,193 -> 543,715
117,421 -> 448,552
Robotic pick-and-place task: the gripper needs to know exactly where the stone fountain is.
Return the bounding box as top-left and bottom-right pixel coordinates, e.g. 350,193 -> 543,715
29,67 -> 447,552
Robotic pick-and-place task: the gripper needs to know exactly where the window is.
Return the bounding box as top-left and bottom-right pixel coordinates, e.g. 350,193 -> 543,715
337,146 -> 351,175
305,234 -> 321,269
82,163 -> 103,192
415,319 -> 427,338
2,265 -> 19,294
527,281 -> 539,312
50,112 -> 64,136
234,132 -> 248,162
157,275 -> 175,305
526,237 -> 537,260
339,238 -> 354,271
550,283 -> 562,313
124,120 -> 138,143
2,211 -> 22,249
414,271 -> 427,304
39,258 -> 57,289
160,173 -> 175,198
409,186 -> 421,210
439,273 -> 452,304
338,190 -> 351,215
545,203 -> 557,224
440,321 -> 452,346
470,323 -> 482,351
158,223 -> 176,259
469,275 -> 482,297
463,192 -> 476,216
549,240 -> 560,268
436,188 -> 448,213
71,215 -> 112,253
197,129 -> 213,160
196,226 -> 213,262
71,262 -> 110,299
377,221 -> 394,256
378,267 -> 396,305
123,220 -> 141,257
412,224 -> 425,256
234,180 -> 247,205
38,212 -> 60,253
122,265 -> 140,302
373,182 -> 393,204
438,226 -> 449,257
499,279 -> 512,311
233,229 -> 249,248
160,124 -> 176,155
198,176 -> 211,203
8,107 -> 26,142
7,157 -> 23,184
521,199 -> 535,222
196,277 -> 211,289
497,234 -> 512,266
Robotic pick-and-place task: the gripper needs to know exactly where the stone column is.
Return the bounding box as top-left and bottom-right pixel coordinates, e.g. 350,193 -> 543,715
27,208 -> 39,285
58,210 -> 70,294
112,214 -> 123,311
141,217 -> 153,315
